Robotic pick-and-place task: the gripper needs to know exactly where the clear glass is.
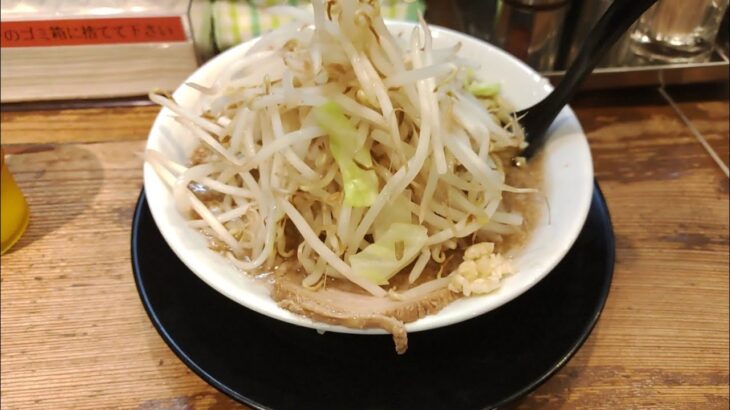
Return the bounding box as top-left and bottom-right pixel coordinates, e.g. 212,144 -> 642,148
630,0 -> 729,62
1,149 -> 30,255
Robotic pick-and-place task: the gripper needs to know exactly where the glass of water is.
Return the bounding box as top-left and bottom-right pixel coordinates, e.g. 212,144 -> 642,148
630,0 -> 729,62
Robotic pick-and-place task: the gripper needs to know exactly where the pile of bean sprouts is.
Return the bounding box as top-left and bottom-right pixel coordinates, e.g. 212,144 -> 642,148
146,0 -> 532,301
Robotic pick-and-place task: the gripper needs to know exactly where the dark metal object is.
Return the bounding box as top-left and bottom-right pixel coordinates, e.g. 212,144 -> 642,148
543,49 -> 729,90
517,0 -> 659,160
458,0 -> 570,71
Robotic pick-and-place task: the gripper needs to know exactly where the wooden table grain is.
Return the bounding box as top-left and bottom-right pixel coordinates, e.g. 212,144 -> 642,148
1,83 -> 728,409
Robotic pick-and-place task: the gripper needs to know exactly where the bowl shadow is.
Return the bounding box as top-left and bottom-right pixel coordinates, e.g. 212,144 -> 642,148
3,144 -> 103,254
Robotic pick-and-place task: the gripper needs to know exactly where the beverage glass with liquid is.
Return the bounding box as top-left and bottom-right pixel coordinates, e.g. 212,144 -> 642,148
1,149 -> 30,254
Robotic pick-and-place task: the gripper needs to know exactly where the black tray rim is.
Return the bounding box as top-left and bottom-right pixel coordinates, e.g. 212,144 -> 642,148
131,182 -> 615,410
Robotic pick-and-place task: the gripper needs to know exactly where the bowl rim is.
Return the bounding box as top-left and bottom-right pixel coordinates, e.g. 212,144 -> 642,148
143,20 -> 595,335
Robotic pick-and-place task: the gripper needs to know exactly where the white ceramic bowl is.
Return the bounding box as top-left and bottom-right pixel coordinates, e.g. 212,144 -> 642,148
144,21 -> 594,334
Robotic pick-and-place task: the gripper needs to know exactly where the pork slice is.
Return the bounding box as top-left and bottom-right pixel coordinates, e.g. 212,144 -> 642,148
271,276 -> 460,354
277,299 -> 409,354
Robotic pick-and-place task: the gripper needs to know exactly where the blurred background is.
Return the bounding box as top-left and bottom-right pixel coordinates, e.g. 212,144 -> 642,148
1,0 -> 728,104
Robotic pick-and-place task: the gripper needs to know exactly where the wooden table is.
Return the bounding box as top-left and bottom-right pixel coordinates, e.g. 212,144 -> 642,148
1,82 -> 728,409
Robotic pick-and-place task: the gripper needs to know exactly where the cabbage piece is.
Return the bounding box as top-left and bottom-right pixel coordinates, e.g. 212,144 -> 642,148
314,101 -> 378,207
350,223 -> 428,285
468,81 -> 500,98
340,160 -> 379,207
372,191 -> 413,241
353,145 -> 373,168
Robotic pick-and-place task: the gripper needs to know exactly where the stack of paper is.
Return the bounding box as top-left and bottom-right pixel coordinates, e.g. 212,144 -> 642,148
0,0 -> 213,102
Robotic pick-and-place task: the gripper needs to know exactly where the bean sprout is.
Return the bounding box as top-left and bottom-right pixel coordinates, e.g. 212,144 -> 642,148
147,0 -> 530,302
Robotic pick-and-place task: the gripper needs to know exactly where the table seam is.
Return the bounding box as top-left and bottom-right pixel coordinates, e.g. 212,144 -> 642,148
655,70 -> 729,178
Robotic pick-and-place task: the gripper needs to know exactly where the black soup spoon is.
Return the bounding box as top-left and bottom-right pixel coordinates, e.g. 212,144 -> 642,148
516,0 -> 659,162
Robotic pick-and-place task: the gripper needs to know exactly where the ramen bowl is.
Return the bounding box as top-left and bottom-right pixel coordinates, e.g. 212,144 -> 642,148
143,21 -> 594,335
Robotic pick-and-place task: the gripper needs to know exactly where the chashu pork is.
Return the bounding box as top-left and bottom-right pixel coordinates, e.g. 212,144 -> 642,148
271,274 -> 460,354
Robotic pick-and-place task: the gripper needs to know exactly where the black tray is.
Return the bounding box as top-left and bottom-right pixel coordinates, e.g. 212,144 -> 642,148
131,183 -> 615,410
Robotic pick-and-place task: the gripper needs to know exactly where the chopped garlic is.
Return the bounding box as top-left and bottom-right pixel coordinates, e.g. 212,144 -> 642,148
448,242 -> 512,296
464,242 -> 495,260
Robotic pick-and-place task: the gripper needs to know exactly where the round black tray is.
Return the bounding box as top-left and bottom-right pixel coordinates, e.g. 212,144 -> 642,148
131,183 -> 614,410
